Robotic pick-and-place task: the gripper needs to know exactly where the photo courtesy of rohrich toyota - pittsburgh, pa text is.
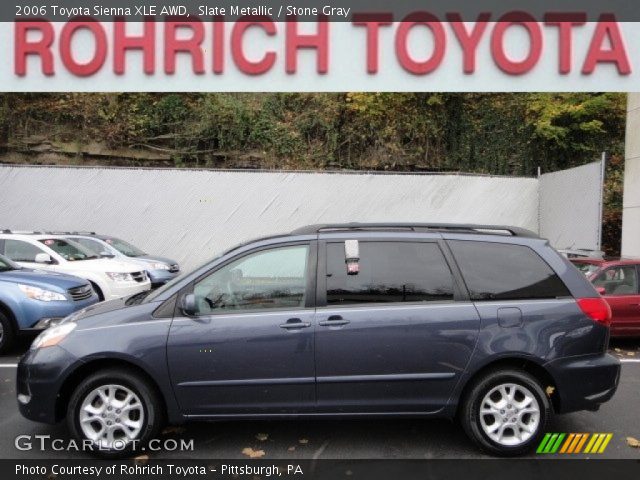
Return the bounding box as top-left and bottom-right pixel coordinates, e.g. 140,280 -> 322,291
1,1 -> 640,479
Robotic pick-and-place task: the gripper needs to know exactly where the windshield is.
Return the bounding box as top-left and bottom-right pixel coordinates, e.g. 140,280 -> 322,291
104,237 -> 147,257
0,255 -> 19,272
572,262 -> 601,276
39,239 -> 99,261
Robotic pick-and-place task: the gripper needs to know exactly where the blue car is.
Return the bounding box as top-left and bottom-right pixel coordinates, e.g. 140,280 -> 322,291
0,254 -> 99,353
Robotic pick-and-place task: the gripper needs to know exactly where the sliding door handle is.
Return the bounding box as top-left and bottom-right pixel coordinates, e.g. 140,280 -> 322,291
319,315 -> 350,327
279,318 -> 311,330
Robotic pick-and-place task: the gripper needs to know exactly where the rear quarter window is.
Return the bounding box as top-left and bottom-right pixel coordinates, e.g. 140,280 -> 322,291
448,240 -> 571,301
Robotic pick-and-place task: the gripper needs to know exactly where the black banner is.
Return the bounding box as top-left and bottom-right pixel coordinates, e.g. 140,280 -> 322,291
4,459 -> 640,480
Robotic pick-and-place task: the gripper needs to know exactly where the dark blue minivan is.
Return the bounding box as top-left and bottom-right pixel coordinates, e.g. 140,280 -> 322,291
17,224 -> 620,456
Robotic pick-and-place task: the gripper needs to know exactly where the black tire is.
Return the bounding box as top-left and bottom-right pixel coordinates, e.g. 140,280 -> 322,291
0,311 -> 15,355
67,368 -> 164,457
459,369 -> 550,456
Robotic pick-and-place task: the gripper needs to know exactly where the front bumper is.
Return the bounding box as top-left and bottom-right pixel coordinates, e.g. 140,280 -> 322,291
545,353 -> 621,413
17,345 -> 80,424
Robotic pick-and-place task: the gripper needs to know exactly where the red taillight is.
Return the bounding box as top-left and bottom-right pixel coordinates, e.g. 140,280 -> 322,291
577,297 -> 612,326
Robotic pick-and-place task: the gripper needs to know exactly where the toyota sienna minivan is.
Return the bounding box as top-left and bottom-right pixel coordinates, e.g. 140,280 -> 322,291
17,224 -> 620,457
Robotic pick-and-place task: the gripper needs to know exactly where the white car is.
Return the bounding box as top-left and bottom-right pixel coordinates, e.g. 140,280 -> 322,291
0,232 -> 151,301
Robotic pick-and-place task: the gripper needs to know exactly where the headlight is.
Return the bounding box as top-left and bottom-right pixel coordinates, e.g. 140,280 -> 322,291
31,322 -> 77,350
18,284 -> 67,302
148,263 -> 170,270
106,272 -> 134,282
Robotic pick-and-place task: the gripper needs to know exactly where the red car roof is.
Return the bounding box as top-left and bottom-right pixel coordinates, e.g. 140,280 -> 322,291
570,258 -> 640,267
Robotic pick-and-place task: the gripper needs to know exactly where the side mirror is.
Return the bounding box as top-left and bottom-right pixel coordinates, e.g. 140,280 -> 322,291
100,251 -> 115,258
35,253 -> 53,264
596,287 -> 607,296
180,293 -> 198,317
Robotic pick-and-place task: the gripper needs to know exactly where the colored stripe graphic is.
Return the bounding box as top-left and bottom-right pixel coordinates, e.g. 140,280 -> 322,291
575,433 -> 589,453
585,433 -> 613,454
537,433 -> 552,453
584,434 -> 599,453
560,433 -> 575,453
538,433 -> 612,454
598,434 -> 613,453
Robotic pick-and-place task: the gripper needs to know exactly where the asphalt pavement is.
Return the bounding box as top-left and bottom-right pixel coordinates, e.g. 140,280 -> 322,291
0,338 -> 639,459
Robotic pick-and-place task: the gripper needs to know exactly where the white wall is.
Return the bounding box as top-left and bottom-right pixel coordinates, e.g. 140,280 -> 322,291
0,166 -> 539,271
622,93 -> 640,257
539,161 -> 604,251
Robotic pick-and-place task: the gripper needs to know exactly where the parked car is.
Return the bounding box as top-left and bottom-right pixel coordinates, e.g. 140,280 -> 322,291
17,223 -> 619,457
61,233 -> 179,287
0,254 -> 98,353
571,257 -> 640,337
0,232 -> 151,301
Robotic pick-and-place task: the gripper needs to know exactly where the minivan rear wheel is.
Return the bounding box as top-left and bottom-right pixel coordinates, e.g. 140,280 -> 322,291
67,368 -> 163,457
460,369 -> 550,456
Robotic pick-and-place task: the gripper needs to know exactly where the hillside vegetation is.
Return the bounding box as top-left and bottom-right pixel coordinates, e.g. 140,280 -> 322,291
0,92 -> 627,254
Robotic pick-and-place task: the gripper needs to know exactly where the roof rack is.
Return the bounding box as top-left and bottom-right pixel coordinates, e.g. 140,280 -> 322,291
290,223 -> 538,238
45,231 -> 97,235
0,229 -> 44,234
1,230 -> 97,235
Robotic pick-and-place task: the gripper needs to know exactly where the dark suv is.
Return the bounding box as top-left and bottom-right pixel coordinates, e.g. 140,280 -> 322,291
17,224 -> 620,456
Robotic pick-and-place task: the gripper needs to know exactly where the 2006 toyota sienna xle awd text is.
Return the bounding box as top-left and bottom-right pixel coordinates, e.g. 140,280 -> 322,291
17,224 -> 621,456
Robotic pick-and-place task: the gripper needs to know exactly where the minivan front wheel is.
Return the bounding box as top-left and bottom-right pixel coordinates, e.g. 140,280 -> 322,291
67,369 -> 163,457
460,369 -> 550,456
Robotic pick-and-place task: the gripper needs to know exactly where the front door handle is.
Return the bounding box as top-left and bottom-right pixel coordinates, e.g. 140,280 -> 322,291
319,315 -> 350,327
279,318 -> 311,330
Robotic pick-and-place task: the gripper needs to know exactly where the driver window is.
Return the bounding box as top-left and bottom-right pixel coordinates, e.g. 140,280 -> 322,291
193,245 -> 309,314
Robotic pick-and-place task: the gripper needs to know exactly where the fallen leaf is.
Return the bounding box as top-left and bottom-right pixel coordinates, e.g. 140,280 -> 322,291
134,454 -> 149,465
615,348 -> 622,352
545,386 -> 555,396
627,352 -> 636,356
298,438 -> 309,445
287,446 -> 296,452
627,437 -> 640,448
162,426 -> 186,435
242,447 -> 265,458
255,433 -> 269,442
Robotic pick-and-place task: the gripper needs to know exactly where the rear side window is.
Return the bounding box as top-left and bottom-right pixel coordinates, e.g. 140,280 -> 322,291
326,241 -> 454,305
448,241 -> 570,301
3,239 -> 45,262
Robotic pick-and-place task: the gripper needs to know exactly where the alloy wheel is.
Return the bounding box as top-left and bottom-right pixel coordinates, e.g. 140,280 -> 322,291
78,384 -> 145,449
478,383 -> 541,446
